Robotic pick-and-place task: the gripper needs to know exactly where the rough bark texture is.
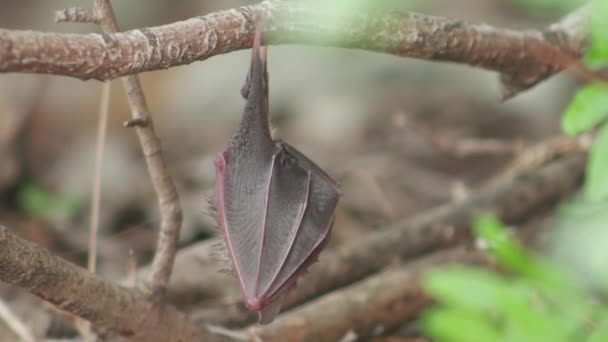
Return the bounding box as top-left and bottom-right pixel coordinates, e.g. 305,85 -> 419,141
0,1 -> 588,98
0,226 -> 212,342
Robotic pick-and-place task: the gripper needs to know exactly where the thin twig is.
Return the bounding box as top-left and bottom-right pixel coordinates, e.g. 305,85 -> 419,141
206,324 -> 248,341
126,249 -> 137,287
0,1 -> 589,98
88,81 -> 111,273
482,134 -> 591,188
90,0 -> 183,299
0,298 -> 36,342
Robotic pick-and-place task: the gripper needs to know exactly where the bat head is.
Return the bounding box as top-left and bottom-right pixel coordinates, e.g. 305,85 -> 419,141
213,20 -> 341,324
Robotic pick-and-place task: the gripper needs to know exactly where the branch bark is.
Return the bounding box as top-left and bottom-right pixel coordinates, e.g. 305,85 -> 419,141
0,226 -> 212,342
0,1 -> 588,98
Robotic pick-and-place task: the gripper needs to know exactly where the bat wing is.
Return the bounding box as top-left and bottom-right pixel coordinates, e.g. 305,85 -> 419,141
215,141 -> 340,323
259,141 -> 340,302
214,19 -> 276,309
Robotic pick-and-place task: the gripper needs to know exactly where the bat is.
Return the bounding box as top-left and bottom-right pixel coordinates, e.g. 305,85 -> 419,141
213,20 -> 341,324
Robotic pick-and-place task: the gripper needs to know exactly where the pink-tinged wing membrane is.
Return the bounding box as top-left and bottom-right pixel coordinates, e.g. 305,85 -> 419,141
256,148 -> 311,299
214,20 -> 341,325
261,143 -> 340,302
216,22 -> 274,306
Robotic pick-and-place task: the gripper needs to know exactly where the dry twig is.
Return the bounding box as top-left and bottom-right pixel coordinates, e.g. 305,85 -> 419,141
0,1 -> 589,98
86,0 -> 183,299
88,81 -> 111,273
0,298 -> 36,342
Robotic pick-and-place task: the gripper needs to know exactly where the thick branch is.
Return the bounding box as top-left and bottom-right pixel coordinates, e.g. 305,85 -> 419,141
0,1 -> 588,97
0,226 -> 212,342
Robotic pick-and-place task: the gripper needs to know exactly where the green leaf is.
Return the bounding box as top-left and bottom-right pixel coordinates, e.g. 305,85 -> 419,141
585,0 -> 608,68
422,266 -> 507,313
585,123 -> 608,201
474,214 -> 586,304
17,183 -> 82,221
561,83 -> 608,135
473,213 -> 531,275
18,183 -> 53,219
499,281 -> 577,342
588,310 -> 608,342
554,199 -> 608,290
421,308 -> 501,342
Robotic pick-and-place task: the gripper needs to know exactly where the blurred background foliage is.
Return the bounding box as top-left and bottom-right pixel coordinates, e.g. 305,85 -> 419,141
421,0 -> 608,341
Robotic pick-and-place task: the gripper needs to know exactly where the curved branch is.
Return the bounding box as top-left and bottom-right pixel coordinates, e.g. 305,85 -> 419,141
0,1 -> 588,98
0,226 -> 213,342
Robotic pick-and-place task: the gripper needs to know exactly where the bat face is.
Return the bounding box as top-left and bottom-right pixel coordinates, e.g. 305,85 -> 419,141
213,21 -> 341,324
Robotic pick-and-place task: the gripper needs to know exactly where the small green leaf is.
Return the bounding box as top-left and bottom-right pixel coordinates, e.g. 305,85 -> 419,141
422,266 -> 506,313
585,0 -> 608,68
473,213 -> 531,275
421,308 -> 501,342
17,183 -> 82,221
561,83 -> 608,135
474,214 -> 586,303
585,123 -> 608,201
18,183 -> 53,219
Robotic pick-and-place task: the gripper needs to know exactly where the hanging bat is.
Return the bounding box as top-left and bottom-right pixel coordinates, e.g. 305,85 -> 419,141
213,21 -> 341,324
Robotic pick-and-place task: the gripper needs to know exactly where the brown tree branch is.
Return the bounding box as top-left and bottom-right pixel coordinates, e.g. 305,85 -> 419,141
55,7 -> 100,24
85,0 -> 183,298
0,1 -> 588,98
193,153 -> 586,326
0,226 -> 213,342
